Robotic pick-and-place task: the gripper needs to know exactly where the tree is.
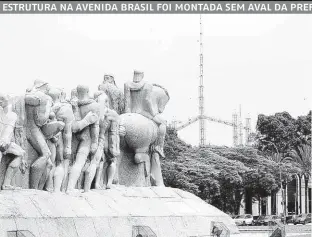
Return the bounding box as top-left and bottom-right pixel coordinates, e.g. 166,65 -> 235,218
296,111 -> 312,144
162,129 -> 286,215
285,144 -> 311,178
256,111 -> 311,154
256,112 -> 297,153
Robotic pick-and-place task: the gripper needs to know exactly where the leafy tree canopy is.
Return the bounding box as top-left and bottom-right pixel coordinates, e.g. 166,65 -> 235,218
256,111 -> 311,154
162,128 -> 299,214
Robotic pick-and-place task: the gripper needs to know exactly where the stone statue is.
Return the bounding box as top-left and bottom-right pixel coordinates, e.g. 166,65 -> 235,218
98,74 -> 124,114
84,90 -> 120,192
120,70 -> 170,186
66,85 -> 100,192
0,93 -> 27,190
44,113 -> 64,192
25,80 -> 65,190
45,88 -> 75,192
124,71 -> 167,159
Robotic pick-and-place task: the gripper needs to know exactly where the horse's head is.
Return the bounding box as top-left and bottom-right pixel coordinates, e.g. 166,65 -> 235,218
152,84 -> 170,114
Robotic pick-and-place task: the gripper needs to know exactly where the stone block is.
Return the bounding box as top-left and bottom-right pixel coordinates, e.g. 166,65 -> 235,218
0,187 -> 240,237
74,218 -> 97,237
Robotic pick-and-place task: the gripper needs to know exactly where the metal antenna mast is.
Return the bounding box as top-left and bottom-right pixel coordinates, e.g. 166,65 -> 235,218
199,14 -> 206,147
238,104 -> 243,146
170,15 -> 253,147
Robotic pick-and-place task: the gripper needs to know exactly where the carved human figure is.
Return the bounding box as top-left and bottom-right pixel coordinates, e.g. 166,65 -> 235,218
25,80 -> 65,190
84,90 -> 120,192
0,93 -> 27,190
98,74 -> 124,114
66,85 -> 100,192
124,71 -> 169,186
124,71 -> 167,159
44,88 -> 75,192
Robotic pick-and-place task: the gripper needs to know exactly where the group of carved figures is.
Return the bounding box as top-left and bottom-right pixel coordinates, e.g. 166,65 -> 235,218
0,71 -> 170,192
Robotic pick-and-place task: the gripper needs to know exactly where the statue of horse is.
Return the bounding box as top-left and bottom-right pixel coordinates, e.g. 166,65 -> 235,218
118,84 -> 170,187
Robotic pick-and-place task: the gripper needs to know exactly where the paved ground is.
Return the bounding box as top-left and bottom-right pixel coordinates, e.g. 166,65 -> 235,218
238,224 -> 311,237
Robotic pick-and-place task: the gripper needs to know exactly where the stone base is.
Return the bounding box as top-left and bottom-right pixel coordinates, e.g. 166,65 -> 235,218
0,186 -> 240,237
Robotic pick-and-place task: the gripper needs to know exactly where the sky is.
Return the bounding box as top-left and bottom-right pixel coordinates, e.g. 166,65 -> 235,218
0,14 -> 311,146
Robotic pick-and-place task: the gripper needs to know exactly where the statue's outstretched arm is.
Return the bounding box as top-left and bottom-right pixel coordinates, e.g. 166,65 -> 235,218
71,111 -> 98,133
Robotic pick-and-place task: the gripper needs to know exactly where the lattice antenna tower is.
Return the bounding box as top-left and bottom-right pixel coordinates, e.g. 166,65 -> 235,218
199,14 -> 206,147
238,104 -> 243,146
232,111 -> 238,147
245,116 -> 251,145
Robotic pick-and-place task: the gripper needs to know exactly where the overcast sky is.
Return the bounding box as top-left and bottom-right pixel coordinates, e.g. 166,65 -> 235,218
0,14 -> 311,146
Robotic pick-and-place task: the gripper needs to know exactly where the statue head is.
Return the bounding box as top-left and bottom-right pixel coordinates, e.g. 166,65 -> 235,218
60,88 -> 67,102
103,74 -> 116,86
47,88 -> 62,102
30,79 -> 50,93
133,70 -> 144,83
71,88 -> 78,99
76,85 -> 89,100
0,93 -> 9,108
26,79 -> 49,93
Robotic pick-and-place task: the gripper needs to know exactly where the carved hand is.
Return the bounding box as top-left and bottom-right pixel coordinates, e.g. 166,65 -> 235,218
90,142 -> 98,154
19,159 -> 28,174
0,139 -> 10,152
50,136 -> 59,143
64,147 -> 72,159
70,98 -> 78,107
85,111 -> 99,125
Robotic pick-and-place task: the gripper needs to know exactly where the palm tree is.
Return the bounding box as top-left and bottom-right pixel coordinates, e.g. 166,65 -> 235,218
285,144 -> 311,213
286,144 -> 311,177
267,153 -> 284,163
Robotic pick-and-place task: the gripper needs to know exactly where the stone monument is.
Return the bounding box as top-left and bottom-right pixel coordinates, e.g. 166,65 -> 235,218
0,72 -> 240,237
0,93 -> 27,190
120,70 -> 169,186
66,85 -> 100,193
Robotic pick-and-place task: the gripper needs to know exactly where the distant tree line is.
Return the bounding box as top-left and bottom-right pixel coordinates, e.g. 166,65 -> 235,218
161,110 -> 311,215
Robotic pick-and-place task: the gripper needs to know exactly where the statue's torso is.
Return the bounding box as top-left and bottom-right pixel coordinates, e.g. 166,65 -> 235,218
52,102 -> 75,123
25,91 -> 52,127
127,82 -> 154,116
78,99 -> 100,119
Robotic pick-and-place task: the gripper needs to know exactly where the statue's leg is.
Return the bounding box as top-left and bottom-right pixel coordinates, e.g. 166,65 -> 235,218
61,158 -> 70,192
150,152 -> 164,186
84,146 -> 103,192
44,140 -> 56,191
105,131 -> 119,189
95,159 -> 104,189
62,135 -> 78,192
154,123 -> 166,158
66,137 -> 91,192
2,143 -> 25,190
106,158 -> 117,189
54,136 -> 65,192
2,156 -> 21,190
27,127 -> 52,189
